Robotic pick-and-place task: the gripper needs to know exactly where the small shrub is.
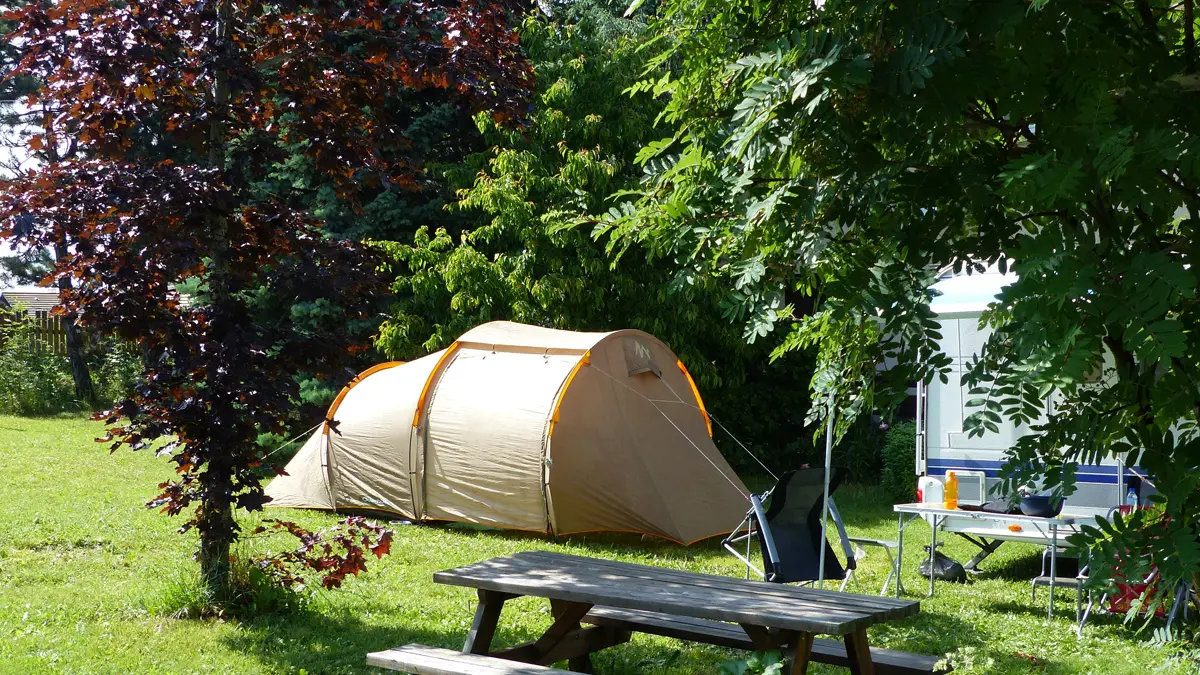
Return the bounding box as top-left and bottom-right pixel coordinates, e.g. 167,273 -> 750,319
144,566 -> 210,620
146,551 -> 309,619
0,309 -> 78,415
718,651 -> 785,675
92,340 -> 142,408
836,416 -> 886,484
0,306 -> 141,415
226,552 -> 311,616
934,646 -> 996,674
881,421 -> 917,503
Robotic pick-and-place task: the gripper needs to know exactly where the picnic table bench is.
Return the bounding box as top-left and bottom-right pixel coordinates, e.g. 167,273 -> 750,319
369,551 -> 937,675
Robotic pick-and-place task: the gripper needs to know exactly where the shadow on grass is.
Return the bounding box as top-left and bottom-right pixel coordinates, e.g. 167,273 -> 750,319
219,601 -> 542,674
434,522 -> 732,559
823,484 -> 906,532
423,485 -> 903,555
984,600 -> 1086,624
974,548 -> 1081,582
219,596 -> 723,675
983,598 -> 1160,636
866,604 -> 992,657
221,553 -> 980,674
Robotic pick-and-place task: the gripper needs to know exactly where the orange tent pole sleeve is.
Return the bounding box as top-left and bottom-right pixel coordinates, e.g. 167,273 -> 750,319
547,351 -> 590,439
322,361 -> 405,433
676,359 -> 713,437
412,343 -> 461,428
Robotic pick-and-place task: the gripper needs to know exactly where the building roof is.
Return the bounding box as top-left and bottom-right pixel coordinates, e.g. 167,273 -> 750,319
0,285 -> 195,315
0,286 -> 61,315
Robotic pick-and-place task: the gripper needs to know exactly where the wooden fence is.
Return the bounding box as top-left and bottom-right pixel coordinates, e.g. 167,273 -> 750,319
0,310 -> 69,355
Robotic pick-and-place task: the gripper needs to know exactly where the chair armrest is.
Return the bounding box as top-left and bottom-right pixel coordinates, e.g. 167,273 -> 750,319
825,498 -> 857,569
847,537 -> 899,549
750,494 -> 783,582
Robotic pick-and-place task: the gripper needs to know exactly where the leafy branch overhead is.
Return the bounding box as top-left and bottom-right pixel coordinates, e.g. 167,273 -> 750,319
613,0 -> 1200,608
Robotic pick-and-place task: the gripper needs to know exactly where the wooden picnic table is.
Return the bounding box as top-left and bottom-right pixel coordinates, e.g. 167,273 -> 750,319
432,550 -> 924,675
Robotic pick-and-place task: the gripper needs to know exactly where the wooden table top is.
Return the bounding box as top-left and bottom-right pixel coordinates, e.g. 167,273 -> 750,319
434,550 -> 919,636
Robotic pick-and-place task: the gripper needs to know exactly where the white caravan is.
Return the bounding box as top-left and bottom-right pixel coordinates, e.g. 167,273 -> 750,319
914,270 -> 1143,556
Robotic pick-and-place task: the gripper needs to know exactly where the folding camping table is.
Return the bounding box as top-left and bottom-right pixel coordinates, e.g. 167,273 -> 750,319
894,503 -> 1080,617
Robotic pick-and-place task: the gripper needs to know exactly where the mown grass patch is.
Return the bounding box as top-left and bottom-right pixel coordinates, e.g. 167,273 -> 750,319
0,415 -> 1188,674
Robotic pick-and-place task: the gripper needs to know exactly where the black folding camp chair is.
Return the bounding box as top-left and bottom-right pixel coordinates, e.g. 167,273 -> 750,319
723,468 -> 899,594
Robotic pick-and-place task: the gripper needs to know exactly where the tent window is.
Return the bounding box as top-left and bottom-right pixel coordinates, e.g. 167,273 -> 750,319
623,337 -> 661,377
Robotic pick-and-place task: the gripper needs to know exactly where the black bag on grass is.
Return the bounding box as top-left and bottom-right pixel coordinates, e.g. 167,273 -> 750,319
918,545 -> 967,582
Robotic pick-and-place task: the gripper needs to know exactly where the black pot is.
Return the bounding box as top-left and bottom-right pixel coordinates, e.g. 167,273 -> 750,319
1019,494 -> 1063,518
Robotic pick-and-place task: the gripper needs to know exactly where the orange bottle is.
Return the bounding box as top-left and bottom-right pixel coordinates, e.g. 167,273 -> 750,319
944,471 -> 959,510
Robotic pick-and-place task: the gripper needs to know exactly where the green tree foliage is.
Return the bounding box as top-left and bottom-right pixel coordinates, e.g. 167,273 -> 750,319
0,247 -> 50,285
226,18 -> 513,420
264,76 -> 490,412
611,0 -> 1200,605
376,1 -> 818,475
0,0 -> 37,117
377,2 -> 670,355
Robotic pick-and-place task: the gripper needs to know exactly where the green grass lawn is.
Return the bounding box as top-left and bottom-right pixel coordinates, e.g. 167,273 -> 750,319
0,414 -> 1187,674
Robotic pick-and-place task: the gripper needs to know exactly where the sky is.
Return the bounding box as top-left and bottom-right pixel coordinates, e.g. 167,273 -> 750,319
0,99 -> 35,177
0,99 -> 38,288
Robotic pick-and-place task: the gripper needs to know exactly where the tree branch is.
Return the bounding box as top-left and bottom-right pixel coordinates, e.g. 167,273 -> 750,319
1102,335 -> 1138,382
1159,170 -> 1200,212
964,102 -> 1036,152
1135,0 -> 1160,32
1132,205 -> 1156,230
1186,0 -> 1196,72
1013,211 -> 1068,225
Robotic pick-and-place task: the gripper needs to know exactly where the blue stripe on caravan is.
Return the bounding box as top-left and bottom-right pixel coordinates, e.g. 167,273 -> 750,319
925,459 -> 1143,485
926,458 -> 1003,474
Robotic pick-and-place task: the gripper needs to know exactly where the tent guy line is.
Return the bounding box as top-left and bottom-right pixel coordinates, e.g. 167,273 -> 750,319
589,363 -> 751,500
645,396 -> 780,482
261,421 -> 323,462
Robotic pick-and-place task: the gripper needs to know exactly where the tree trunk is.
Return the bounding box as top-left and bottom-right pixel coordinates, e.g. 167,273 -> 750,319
62,319 -> 95,405
53,243 -> 96,407
43,110 -> 96,408
198,467 -> 236,602
197,0 -> 236,603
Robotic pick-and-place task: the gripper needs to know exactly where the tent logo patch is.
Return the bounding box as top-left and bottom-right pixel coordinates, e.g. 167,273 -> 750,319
623,337 -> 661,377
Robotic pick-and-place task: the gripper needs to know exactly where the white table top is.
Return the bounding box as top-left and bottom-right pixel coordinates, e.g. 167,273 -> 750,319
893,502 -> 1080,527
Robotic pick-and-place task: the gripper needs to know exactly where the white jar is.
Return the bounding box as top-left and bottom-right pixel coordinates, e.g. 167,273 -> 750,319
917,476 -> 945,527
918,475 -> 944,504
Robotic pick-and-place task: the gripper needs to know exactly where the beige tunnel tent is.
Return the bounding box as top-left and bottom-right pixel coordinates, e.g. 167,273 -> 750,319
266,322 -> 750,544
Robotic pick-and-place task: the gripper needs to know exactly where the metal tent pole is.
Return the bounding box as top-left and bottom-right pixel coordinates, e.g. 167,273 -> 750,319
1116,457 -> 1126,508
818,399 -> 835,589
915,380 -> 926,476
